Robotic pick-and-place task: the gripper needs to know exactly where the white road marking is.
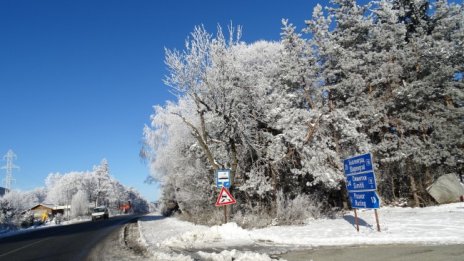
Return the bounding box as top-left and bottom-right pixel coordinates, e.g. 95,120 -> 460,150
0,237 -> 51,257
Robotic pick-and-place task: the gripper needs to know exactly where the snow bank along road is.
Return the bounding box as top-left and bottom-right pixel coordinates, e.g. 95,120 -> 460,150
0,214 -> 140,261
137,203 -> 464,260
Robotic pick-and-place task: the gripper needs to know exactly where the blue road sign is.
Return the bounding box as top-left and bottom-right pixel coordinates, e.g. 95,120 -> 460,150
344,153 -> 373,176
346,171 -> 377,191
344,153 -> 381,209
348,191 -> 380,209
216,169 -> 231,189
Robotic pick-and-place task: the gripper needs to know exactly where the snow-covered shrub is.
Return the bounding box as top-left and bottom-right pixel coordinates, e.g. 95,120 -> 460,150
0,190 -> 43,230
178,205 -> 224,226
54,213 -> 63,224
71,190 -> 89,218
231,209 -> 274,229
0,197 -> 17,232
276,191 -> 325,225
20,212 -> 34,228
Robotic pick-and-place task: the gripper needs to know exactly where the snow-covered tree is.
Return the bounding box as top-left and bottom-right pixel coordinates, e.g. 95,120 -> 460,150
0,190 -> 41,228
71,190 -> 89,218
45,172 -> 82,205
305,0 -> 464,206
92,159 -> 114,207
125,187 -> 150,214
45,160 -> 148,211
144,0 -> 463,226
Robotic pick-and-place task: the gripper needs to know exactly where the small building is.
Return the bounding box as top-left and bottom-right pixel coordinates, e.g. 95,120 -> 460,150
0,187 -> 8,197
30,204 -> 70,220
54,205 -> 71,216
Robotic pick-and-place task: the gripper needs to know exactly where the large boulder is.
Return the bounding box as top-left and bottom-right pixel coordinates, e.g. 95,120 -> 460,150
427,174 -> 464,204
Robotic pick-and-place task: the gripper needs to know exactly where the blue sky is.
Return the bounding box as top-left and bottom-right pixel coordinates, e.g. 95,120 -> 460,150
0,0 -> 368,201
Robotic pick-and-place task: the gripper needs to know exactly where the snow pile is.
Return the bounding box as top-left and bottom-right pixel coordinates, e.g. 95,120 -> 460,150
138,217 -> 275,260
137,216 -> 206,249
138,203 -> 464,259
150,252 -> 193,261
197,249 -> 275,261
162,223 -> 253,249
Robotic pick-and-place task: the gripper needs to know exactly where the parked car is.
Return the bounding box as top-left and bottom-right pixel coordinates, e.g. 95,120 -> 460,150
91,206 -> 109,221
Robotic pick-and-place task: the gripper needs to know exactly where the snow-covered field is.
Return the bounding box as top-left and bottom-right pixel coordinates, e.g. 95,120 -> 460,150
138,202 -> 464,260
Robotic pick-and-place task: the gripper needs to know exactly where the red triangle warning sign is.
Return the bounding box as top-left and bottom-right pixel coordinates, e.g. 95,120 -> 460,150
215,187 -> 237,206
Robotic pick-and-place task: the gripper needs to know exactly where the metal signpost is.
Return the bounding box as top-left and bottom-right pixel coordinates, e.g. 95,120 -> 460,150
344,153 -> 381,232
215,169 -> 234,223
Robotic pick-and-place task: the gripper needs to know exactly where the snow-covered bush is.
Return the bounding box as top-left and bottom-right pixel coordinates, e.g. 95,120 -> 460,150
20,212 -> 34,228
71,190 -> 89,218
232,209 -> 274,229
54,213 -> 63,224
0,197 -> 16,232
276,191 -> 325,225
0,190 -> 43,231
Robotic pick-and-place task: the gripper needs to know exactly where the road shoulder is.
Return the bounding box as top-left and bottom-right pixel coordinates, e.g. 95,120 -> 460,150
87,219 -> 149,261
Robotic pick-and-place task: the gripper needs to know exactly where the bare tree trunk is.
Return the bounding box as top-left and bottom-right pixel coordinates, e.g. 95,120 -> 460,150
304,114 -> 322,145
328,90 -> 335,112
228,138 -> 238,218
229,138 -> 238,185
391,174 -> 396,200
269,163 -> 278,216
193,95 -> 209,144
340,181 -> 348,209
424,166 -> 433,188
410,174 -> 420,207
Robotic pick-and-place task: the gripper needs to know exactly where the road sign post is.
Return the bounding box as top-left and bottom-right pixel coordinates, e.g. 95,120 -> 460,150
344,153 -> 381,232
215,187 -> 237,224
224,205 -> 227,223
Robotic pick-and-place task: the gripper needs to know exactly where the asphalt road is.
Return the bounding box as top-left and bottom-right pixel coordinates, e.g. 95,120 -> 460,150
280,244 -> 464,261
0,215 -> 139,261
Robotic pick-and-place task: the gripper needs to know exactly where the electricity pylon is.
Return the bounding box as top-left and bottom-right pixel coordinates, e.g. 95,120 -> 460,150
2,149 -> 19,192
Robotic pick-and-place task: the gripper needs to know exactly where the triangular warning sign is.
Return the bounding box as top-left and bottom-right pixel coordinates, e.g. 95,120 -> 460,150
215,187 -> 237,206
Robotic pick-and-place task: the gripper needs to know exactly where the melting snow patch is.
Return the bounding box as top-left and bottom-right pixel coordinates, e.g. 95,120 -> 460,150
197,249 -> 277,261
151,252 -> 194,261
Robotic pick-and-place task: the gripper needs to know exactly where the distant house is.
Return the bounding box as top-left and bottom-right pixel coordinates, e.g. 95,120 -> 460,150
0,187 -> 8,197
30,204 -> 71,220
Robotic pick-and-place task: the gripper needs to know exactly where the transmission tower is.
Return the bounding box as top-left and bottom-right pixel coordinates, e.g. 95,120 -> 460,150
2,149 -> 19,192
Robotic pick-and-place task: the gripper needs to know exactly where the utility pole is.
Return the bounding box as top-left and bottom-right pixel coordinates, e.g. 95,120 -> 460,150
2,149 -> 19,193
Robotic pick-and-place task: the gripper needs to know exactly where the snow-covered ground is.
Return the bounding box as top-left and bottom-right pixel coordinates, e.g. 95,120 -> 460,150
138,202 -> 464,260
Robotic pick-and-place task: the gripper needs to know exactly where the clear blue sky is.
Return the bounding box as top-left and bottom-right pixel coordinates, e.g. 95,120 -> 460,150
0,0 -> 367,201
